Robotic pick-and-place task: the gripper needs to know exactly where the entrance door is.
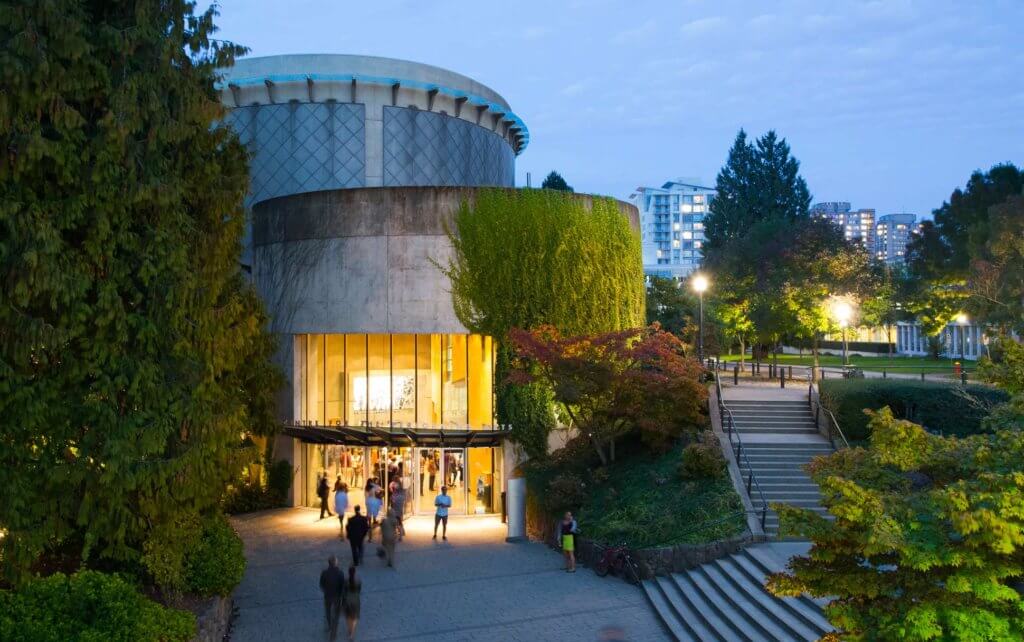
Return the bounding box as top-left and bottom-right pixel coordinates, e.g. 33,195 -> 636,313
415,448 -> 466,515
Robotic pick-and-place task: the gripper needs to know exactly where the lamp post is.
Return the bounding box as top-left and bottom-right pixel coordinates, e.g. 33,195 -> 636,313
834,300 -> 852,366
956,313 -> 968,360
692,274 -> 709,363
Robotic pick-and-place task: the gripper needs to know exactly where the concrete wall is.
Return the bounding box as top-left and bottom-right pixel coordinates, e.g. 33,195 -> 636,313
252,186 -> 640,338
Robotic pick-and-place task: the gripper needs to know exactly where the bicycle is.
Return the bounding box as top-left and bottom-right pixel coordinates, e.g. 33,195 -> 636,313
592,542 -> 641,585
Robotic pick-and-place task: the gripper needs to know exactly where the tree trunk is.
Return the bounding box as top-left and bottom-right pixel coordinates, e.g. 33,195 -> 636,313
591,437 -> 608,467
610,437 -> 616,463
886,322 -> 893,357
812,334 -> 820,382
739,336 -> 746,368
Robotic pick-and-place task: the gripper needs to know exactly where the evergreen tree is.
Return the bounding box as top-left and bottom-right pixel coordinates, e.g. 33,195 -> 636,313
0,1 -> 280,583
703,129 -> 811,257
645,276 -> 692,337
541,171 -> 574,192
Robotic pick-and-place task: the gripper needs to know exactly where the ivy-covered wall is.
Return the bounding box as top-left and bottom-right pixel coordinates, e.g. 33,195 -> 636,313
443,188 -> 645,456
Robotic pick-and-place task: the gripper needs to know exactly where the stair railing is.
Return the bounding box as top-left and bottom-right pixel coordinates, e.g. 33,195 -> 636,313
715,375 -> 770,532
808,377 -> 850,450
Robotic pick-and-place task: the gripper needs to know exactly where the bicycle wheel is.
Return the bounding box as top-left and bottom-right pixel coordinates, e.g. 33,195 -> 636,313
594,557 -> 611,577
624,559 -> 641,585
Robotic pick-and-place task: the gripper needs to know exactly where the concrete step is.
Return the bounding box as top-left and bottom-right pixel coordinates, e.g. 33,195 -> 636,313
673,571 -> 754,641
663,573 -> 738,641
642,579 -> 701,641
742,445 -> 833,453
708,558 -> 822,642
736,428 -> 819,435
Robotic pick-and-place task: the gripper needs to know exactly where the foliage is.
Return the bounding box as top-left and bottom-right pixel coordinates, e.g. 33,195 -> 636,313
576,441 -> 745,548
906,164 -> 1023,334
442,188 -> 644,454
141,514 -> 201,592
540,170 -> 573,192
969,196 -> 1024,334
545,472 -> 588,516
222,481 -> 285,515
0,570 -> 195,642
767,409 -> 1024,640
509,325 -> 707,465
703,129 -> 811,256
645,276 -> 692,337
183,515 -> 246,598
820,379 -> 1009,441
978,336 -> 1024,433
679,431 -> 727,480
267,459 -> 295,502
0,1 -> 282,583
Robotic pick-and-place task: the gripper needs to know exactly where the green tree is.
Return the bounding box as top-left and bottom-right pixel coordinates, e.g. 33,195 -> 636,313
906,164 -> 1024,334
968,195 -> 1024,335
703,129 -> 811,256
858,264 -> 912,357
768,408 -> 1024,640
541,170 -> 574,192
0,1 -> 280,584
645,276 -> 691,337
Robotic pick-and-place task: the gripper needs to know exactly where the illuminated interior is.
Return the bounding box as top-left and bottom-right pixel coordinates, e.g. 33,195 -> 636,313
296,333 -> 495,428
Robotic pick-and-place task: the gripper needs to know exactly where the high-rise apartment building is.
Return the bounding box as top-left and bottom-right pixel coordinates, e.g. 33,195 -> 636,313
874,213 -> 919,265
811,201 -> 875,249
631,178 -> 715,279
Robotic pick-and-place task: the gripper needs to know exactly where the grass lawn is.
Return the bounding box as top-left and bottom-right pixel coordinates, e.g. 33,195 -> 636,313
575,443 -> 746,549
719,353 -> 975,372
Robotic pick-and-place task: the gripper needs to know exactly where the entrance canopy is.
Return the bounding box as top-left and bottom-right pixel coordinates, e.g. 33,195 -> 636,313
282,422 -> 511,448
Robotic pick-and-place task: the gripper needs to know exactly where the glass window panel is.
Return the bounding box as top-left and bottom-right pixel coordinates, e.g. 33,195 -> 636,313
467,335 -> 493,428
391,334 -> 416,426
295,335 -> 307,422
307,334 -> 325,424
443,334 -> 468,426
417,334 -> 442,426
467,447 -> 494,514
367,334 -> 391,426
345,335 -> 367,426
325,335 -> 344,424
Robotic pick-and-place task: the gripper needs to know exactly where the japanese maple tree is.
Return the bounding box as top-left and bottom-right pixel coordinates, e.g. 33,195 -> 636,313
508,324 -> 707,464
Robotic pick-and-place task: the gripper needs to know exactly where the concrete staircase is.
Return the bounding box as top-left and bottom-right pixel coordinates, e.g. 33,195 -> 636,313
642,543 -> 832,641
725,400 -> 833,537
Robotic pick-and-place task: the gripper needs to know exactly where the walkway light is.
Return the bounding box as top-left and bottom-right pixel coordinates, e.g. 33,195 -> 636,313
691,274 -> 709,363
834,301 -> 853,366
956,313 -> 969,359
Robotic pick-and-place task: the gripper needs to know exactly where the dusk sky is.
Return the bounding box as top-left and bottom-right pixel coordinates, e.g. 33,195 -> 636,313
211,0 -> 1023,218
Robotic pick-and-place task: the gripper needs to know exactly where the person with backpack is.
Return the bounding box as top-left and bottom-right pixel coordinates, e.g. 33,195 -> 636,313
317,474 -> 333,520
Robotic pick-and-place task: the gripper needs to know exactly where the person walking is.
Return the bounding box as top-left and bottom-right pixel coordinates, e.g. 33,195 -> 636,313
344,565 -> 361,641
334,483 -> 349,539
379,508 -> 398,568
365,480 -> 382,542
346,505 -> 369,566
317,474 -> 333,520
560,511 -> 578,573
427,455 -> 437,491
432,486 -> 452,541
318,555 -> 347,641
391,482 -> 407,541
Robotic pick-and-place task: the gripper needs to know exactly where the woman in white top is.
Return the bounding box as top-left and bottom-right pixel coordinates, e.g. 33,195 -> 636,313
334,483 -> 349,539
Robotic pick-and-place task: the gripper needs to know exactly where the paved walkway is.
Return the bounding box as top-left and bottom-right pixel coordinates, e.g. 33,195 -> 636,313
230,508 -> 669,641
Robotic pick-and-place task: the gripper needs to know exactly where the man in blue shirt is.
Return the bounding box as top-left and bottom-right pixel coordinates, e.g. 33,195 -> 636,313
433,485 -> 452,541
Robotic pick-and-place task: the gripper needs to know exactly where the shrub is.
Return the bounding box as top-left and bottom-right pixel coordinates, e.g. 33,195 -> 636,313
183,515 -> 246,597
679,432 -> 726,480
820,379 -> 1009,440
267,459 -> 294,502
544,472 -> 587,515
0,570 -> 195,642
223,481 -> 282,515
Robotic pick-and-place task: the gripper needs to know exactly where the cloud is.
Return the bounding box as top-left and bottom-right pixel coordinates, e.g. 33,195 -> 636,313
747,14 -> 780,30
560,80 -> 590,97
680,16 -> 724,36
521,25 -> 551,41
610,19 -> 657,45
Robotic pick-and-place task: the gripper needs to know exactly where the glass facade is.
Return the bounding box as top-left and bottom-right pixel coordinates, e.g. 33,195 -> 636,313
296,333 -> 496,428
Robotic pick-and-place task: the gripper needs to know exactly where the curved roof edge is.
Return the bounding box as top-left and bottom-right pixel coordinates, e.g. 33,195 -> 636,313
217,54 -> 529,153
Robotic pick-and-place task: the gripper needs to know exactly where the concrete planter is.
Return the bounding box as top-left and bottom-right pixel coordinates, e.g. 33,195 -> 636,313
191,595 -> 233,642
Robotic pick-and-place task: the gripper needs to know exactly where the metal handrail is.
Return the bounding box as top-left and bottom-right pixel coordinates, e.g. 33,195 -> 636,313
808,379 -> 850,450
714,375 -> 770,531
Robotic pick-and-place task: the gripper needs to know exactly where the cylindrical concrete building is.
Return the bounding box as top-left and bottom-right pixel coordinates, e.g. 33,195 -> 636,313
219,55 -> 636,517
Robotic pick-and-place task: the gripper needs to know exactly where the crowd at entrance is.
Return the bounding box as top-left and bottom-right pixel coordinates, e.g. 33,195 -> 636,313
305,444 -> 500,518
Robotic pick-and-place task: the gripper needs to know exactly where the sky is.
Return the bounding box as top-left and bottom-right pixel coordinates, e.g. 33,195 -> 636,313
210,0 -> 1023,218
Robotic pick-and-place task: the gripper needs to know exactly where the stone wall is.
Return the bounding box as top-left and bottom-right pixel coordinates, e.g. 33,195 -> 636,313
191,595 -> 233,642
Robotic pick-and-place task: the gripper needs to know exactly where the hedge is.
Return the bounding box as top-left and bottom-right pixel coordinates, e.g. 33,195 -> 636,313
184,515 -> 246,597
0,571 -> 195,642
820,379 -> 1009,441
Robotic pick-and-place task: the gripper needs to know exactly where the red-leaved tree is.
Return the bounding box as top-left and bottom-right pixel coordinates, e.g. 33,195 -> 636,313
508,324 -> 707,464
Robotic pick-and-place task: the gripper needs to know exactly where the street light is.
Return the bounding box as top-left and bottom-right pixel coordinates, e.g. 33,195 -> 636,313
692,274 -> 709,363
956,313 -> 969,360
834,301 -> 853,366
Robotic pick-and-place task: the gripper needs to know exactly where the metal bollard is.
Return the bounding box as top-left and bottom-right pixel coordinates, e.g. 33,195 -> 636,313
921,371 -> 925,381
734,365 -> 739,385
883,368 -> 887,379
961,371 -> 967,386
788,365 -> 793,381
780,369 -> 785,388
